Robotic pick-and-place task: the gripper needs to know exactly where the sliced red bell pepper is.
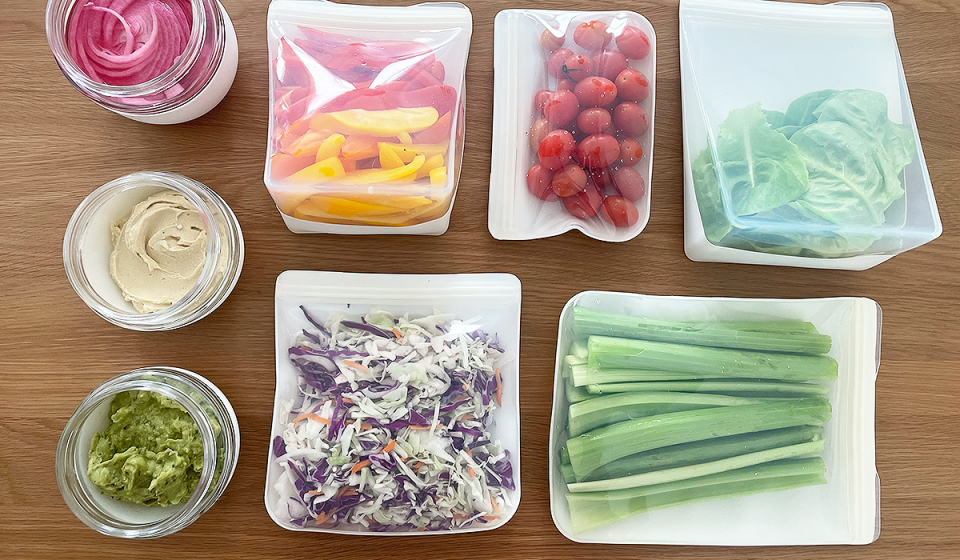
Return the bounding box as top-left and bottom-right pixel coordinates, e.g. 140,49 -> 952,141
270,153 -> 317,182
412,111 -> 452,144
276,37 -> 311,87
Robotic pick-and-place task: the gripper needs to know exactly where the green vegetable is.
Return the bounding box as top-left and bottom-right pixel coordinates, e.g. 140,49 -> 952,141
581,425 -> 823,482
572,364 -> 715,386
691,88 -> 916,258
565,376 -> 593,404
565,397 -> 831,478
568,391 -> 768,437
560,462 -> 577,484
571,306 -> 831,354
569,439 -> 824,492
567,459 -> 826,533
587,336 -> 838,381
586,380 -> 830,396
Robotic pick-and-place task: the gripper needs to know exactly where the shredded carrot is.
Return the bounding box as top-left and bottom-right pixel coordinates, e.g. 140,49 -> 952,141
338,486 -> 357,497
413,461 -> 424,470
419,526 -> 426,532
466,449 -> 475,477
383,440 -> 396,454
462,382 -> 469,392
315,511 -> 333,525
293,412 -> 329,424
392,328 -> 404,339
358,422 -> 373,430
461,414 -> 475,421
451,513 -> 468,520
342,397 -> 354,404
408,424 -> 433,430
307,490 -> 323,495
342,359 -> 368,372
481,516 -> 499,521
351,459 -> 371,474
490,492 -> 500,514
495,367 -> 502,407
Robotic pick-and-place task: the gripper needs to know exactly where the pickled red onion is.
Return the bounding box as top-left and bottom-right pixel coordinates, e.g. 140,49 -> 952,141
66,0 -> 193,86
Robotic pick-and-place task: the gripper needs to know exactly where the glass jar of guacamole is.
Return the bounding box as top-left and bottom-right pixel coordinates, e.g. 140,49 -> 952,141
56,366 -> 240,538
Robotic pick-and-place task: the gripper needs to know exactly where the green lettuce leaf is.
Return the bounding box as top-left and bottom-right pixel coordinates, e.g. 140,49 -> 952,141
782,89 -> 838,128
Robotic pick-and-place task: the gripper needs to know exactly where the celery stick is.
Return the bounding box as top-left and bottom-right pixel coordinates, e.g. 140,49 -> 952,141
562,354 -> 587,378
568,469 -> 826,533
587,380 -> 830,397
569,440 -> 824,492
566,398 -> 831,478
569,340 -> 589,360
560,463 -> 577,484
565,376 -> 593,404
588,335 -> 838,381
568,392 -> 769,437
571,364 -> 715,386
582,425 -> 822,481
560,446 -> 570,465
572,306 -> 832,354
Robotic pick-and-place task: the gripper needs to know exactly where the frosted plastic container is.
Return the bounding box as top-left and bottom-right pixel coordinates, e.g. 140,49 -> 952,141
489,10 -> 656,242
265,271 -> 522,534
681,0 -> 941,270
549,291 -> 881,545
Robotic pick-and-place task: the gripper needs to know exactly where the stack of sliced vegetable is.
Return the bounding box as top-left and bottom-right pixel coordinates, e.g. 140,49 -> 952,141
558,306 -> 836,533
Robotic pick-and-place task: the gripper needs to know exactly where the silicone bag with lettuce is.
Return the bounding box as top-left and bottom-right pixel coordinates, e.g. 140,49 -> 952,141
692,89 -> 916,258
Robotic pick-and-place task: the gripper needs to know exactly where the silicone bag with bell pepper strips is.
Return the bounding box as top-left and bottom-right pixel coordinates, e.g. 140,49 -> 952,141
265,0 -> 472,234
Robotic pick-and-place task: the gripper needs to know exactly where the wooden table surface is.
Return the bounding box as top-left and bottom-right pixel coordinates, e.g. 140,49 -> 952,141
2,0 -> 958,558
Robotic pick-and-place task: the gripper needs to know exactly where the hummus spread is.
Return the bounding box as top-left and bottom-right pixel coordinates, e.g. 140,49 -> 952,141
110,191 -> 225,313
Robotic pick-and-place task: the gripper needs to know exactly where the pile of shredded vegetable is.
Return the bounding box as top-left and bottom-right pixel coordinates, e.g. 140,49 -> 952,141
272,307 -> 515,531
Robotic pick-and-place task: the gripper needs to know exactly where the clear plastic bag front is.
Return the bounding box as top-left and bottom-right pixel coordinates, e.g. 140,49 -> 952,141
489,10 -> 656,242
265,0 -> 471,232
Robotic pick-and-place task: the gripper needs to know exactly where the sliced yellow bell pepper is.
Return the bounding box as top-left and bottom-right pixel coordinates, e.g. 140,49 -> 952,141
416,154 -> 445,179
286,131 -> 330,158
293,193 -> 454,227
329,154 -> 425,184
380,142 -> 449,160
309,108 -> 439,136
287,157 -> 346,183
429,166 -> 447,186
378,143 -> 405,169
397,131 -> 413,145
315,134 -> 345,163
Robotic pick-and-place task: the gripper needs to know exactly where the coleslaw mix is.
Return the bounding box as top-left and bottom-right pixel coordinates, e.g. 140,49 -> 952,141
271,307 -> 515,531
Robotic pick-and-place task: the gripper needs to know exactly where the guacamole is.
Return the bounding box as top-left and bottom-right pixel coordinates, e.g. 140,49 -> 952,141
87,391 -> 207,507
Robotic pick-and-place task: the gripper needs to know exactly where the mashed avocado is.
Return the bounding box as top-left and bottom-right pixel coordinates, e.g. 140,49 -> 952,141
87,391 -> 208,507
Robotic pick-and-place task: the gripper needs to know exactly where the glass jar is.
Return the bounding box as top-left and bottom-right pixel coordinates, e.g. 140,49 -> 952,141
45,0 -> 238,124
56,366 -> 240,538
63,171 -> 244,331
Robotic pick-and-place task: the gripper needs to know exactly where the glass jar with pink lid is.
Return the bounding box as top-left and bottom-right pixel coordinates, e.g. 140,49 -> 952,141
45,0 -> 238,124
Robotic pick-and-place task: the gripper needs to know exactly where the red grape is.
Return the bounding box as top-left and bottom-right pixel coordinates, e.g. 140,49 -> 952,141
560,53 -> 594,82
618,138 -> 643,166
529,118 -> 552,150
613,102 -> 649,137
595,49 -> 628,81
547,48 -> 574,79
574,20 -> 612,51
576,133 -> 620,169
612,166 -> 646,201
614,68 -> 649,103
616,26 -> 651,60
543,90 -> 579,127
540,29 -> 565,52
573,76 -> 618,108
600,195 -> 640,227
551,164 -> 588,197
577,108 -> 612,135
538,129 -> 576,170
526,164 -> 559,201
562,181 -> 604,218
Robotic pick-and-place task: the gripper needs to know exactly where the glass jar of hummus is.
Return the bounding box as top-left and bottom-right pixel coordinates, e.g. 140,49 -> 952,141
56,366 -> 240,538
64,171 -> 243,330
45,0 -> 238,124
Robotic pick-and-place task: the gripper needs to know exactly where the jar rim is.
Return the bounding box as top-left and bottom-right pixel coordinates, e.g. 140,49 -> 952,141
45,0 -> 225,113
56,367 -> 238,538
62,171 -> 244,331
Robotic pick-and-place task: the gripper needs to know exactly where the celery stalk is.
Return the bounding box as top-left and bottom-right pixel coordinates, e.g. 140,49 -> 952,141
581,425 -> 823,481
565,376 -> 593,404
568,440 -> 824,492
563,355 -> 594,404
567,460 -> 826,533
572,306 -> 832,354
588,336 -> 838,381
569,340 -> 589,360
571,363 -> 715,386
560,463 -> 577,484
568,392 -> 769,437
566,398 -> 831,478
587,380 -> 830,397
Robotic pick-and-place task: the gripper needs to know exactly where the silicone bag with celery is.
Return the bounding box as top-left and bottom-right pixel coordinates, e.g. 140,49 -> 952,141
692,89 -> 915,257
265,2 -> 469,228
557,306 -> 836,532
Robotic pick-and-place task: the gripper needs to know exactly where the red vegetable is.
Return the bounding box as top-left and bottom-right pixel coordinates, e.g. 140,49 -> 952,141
574,77 -> 617,108
547,48 -> 574,79
538,129 -> 576,170
576,133 -> 620,169
551,164 -> 588,197
543,90 -> 579,127
412,111 -> 452,144
574,21 -> 612,51
613,102 -> 649,137
535,90 -> 552,114
557,79 -> 575,92
612,167 -> 647,201
600,195 -> 640,227
527,164 -> 559,201
562,181 -> 604,218
541,29 -> 565,51
616,26 -> 651,60
594,50 -> 628,81
561,53 -> 594,82
615,68 -> 650,103
618,138 -> 643,166
577,108 -> 612,135
529,118 -> 552,150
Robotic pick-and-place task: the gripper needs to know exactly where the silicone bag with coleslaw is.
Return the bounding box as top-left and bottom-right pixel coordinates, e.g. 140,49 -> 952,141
265,0 -> 472,235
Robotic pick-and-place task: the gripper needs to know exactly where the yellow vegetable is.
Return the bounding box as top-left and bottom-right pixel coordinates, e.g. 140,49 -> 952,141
288,157 -> 346,183
309,108 -> 439,136
315,134 -> 345,162
397,131 -> 413,145
416,154 -> 445,179
330,154 -> 425,184
430,166 -> 447,186
293,192 -> 454,227
380,142 -> 449,159
287,131 -> 330,158
378,143 -> 405,169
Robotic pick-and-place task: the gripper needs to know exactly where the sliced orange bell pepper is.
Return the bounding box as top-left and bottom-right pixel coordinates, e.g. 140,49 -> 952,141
412,111 -> 452,144
286,131 -> 330,158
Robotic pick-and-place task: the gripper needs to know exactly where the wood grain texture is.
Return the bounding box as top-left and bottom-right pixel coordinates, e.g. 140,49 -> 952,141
1,0 -> 958,557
